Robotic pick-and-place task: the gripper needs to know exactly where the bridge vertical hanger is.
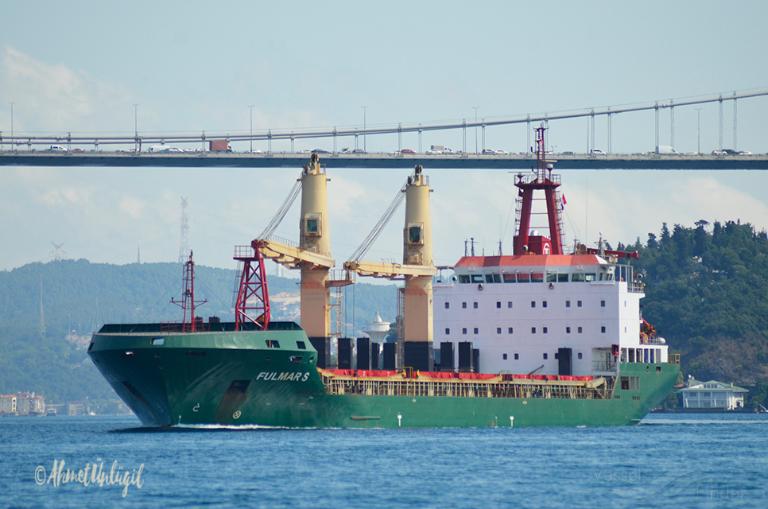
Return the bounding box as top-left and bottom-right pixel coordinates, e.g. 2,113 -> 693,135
513,126 -> 564,255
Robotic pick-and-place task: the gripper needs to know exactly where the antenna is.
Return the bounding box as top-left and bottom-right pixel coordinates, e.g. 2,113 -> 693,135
38,277 -> 46,338
178,197 -> 190,263
50,242 -> 66,262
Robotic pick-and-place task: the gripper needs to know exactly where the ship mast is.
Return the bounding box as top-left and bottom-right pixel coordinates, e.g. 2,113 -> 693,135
513,126 -> 564,255
171,250 -> 207,332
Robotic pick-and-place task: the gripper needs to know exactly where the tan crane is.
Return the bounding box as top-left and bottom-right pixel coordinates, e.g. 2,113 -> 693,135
255,153 -> 346,338
343,165 -> 436,370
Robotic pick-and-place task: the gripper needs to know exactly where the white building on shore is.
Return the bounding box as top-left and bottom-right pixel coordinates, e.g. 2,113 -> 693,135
678,376 -> 748,411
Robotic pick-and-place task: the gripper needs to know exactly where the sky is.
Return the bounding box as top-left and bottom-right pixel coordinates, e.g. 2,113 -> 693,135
1,1 -> 767,272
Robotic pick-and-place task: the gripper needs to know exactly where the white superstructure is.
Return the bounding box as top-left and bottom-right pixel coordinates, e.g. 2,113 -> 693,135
434,253 -> 668,376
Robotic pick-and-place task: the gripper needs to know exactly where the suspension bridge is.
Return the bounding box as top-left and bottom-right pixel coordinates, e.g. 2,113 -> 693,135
1,88 -> 767,169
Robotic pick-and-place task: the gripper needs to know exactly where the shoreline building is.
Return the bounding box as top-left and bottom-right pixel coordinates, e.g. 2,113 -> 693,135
678,376 -> 748,411
0,392 -> 45,415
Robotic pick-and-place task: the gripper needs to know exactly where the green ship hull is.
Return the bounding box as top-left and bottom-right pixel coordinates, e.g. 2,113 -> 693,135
89,323 -> 679,428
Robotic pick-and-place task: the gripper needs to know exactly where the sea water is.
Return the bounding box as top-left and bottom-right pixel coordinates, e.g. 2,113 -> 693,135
1,413 -> 766,508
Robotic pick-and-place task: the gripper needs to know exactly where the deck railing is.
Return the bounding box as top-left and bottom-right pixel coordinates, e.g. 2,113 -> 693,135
321,376 -> 612,400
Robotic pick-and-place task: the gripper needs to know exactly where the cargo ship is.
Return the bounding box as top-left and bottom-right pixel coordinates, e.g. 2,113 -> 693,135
89,130 -> 680,428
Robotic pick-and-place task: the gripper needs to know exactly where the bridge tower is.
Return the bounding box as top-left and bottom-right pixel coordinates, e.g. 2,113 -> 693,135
513,127 -> 564,255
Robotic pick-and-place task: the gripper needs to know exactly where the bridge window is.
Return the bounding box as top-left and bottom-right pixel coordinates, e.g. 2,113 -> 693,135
601,300 -> 606,307
496,301 -> 501,309
577,300 -> 583,308
601,326 -> 606,333
462,302 -> 467,309
543,327 -> 548,334
471,274 -> 484,283
578,352 -> 583,359
444,302 -> 450,309
566,326 -> 571,334
473,302 -> 478,309
531,327 -> 537,334
542,300 -> 548,308
296,341 -> 306,350
473,327 -> 479,334
445,328 -> 450,335
558,273 -> 569,283
585,273 -> 596,282
459,275 -> 470,283
571,273 -> 585,282
578,326 -> 583,333
462,327 -> 467,335
566,300 -> 571,308
531,301 -> 536,308
507,301 -> 513,308
543,353 -> 548,360
266,340 -> 280,348
514,353 -> 519,360
497,327 -> 502,334
546,272 -> 557,283
508,327 -> 513,334
502,353 -> 508,360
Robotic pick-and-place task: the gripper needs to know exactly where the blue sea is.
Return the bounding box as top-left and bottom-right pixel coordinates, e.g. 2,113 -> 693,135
1,413 -> 767,508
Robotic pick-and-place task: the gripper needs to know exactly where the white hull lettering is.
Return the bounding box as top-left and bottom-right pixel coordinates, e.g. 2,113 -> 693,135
256,371 -> 310,382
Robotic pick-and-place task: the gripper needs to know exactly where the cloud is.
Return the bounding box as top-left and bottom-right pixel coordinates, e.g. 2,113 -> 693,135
119,196 -> 145,219
327,174 -> 368,217
0,46 -> 132,133
39,186 -> 93,207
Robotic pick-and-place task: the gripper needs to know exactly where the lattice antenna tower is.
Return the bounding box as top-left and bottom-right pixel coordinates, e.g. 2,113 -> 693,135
178,197 -> 190,263
50,242 -> 66,262
38,278 -> 46,338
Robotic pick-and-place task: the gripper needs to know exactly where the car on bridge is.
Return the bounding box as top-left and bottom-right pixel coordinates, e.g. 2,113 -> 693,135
48,145 -> 67,152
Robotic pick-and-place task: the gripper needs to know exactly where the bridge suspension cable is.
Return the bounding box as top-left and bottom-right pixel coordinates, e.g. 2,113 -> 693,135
2,88 -> 767,147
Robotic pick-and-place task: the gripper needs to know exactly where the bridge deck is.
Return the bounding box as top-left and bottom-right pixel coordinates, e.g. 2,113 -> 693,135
1,151 -> 767,170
